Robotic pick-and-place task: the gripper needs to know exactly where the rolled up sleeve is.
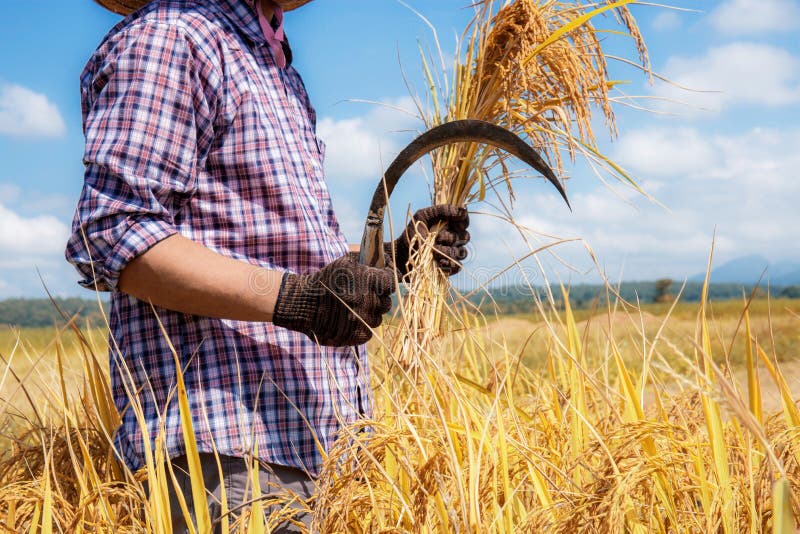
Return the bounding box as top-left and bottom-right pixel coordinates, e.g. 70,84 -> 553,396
66,21 -> 207,291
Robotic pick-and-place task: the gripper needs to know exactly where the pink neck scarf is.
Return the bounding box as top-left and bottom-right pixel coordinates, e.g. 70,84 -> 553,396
252,0 -> 288,68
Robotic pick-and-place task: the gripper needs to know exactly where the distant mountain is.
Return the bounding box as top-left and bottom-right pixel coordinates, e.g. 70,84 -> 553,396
690,255 -> 800,286
771,261 -> 800,286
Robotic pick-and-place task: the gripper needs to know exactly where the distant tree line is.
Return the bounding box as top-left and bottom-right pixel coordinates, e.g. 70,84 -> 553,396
467,282 -> 800,315
2,283 -> 799,327
0,298 -> 108,328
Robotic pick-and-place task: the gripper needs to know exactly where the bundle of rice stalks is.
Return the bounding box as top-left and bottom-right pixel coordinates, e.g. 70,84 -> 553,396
396,0 -> 649,365
421,0 -> 647,204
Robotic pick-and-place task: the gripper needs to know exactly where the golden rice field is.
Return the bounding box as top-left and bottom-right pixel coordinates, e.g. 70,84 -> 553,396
5,297 -> 799,416
0,289 -> 799,532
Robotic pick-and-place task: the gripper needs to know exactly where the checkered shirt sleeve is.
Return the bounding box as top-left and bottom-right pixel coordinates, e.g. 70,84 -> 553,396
64,0 -> 371,477
66,22 -> 208,291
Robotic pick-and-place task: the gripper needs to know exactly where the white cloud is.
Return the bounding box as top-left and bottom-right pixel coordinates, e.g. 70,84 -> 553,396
612,128 -> 718,177
466,126 -> 800,283
328,198 -> 364,244
651,11 -> 682,32
0,203 -> 70,262
319,97 -> 437,248
0,200 -> 75,297
0,184 -> 21,204
653,42 -> 800,115
710,0 -> 800,35
0,84 -> 67,138
317,97 -> 421,183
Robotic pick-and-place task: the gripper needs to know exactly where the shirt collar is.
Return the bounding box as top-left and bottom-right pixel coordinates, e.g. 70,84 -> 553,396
214,0 -> 269,46
214,0 -> 289,68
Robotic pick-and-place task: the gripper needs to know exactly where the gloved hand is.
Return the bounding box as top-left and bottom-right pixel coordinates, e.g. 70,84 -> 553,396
385,205 -> 470,278
272,254 -> 396,347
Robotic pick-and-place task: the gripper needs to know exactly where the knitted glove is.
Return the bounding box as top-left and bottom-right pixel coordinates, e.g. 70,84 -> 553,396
386,205 -> 470,278
272,254 -> 396,347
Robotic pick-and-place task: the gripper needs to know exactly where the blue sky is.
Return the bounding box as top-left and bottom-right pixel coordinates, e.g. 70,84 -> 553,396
0,0 -> 799,298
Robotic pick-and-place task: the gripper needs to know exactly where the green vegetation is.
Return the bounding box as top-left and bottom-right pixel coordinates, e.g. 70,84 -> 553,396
469,281 -> 800,315
0,297 -> 107,329
3,284 -> 794,331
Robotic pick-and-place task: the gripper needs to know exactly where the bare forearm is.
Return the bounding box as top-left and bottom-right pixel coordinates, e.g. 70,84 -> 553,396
118,234 -> 283,322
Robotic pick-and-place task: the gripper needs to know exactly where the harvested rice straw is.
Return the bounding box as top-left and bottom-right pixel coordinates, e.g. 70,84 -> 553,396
394,0 -> 650,368
2,277 -> 800,531
314,279 -> 800,532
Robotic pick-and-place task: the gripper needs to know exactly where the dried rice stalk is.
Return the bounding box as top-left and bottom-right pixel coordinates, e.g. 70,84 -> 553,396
428,0 -> 648,204
396,0 -> 649,369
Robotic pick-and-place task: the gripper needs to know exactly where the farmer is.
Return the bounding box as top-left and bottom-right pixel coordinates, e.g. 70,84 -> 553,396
65,0 -> 470,531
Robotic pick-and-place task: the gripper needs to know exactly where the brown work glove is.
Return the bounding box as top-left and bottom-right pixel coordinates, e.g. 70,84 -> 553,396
272,254 -> 396,347
385,205 -> 470,278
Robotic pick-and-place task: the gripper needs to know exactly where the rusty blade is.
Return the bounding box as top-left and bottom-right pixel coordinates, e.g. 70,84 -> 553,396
359,119 -> 570,268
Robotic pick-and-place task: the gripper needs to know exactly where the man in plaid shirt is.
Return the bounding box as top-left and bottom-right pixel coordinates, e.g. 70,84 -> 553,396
66,0 -> 470,530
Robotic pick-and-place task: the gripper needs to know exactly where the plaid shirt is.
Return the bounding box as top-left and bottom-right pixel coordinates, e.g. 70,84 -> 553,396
65,0 -> 370,475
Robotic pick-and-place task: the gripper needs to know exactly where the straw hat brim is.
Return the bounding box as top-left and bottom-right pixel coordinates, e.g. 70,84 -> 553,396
95,0 -> 313,16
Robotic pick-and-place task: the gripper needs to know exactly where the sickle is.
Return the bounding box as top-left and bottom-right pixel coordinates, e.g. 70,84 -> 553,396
358,119 -> 570,268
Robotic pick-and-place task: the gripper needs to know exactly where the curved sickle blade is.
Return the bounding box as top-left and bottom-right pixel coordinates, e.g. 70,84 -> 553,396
359,119 -> 570,267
